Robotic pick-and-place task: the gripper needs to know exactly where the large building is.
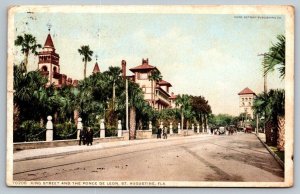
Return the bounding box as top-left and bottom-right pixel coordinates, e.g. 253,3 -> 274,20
38,32 -> 176,109
122,58 -> 176,110
38,32 -> 78,87
238,87 -> 256,119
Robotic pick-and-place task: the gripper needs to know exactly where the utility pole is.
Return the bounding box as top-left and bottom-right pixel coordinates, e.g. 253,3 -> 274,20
126,79 -> 129,131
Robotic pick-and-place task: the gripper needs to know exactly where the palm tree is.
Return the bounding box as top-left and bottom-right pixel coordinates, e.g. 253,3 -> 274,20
78,45 -> 93,79
263,35 -> 285,79
15,34 -> 41,72
148,69 -> 162,107
107,66 -> 122,111
253,89 -> 285,151
128,81 -> 146,139
175,94 -> 191,130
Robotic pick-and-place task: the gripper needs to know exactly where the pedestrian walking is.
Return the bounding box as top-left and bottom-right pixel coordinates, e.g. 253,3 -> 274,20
86,127 -> 93,146
157,128 -> 162,139
163,127 -> 168,139
79,128 -> 85,146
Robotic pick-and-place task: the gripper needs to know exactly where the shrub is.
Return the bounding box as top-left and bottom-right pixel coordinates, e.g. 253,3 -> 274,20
54,122 -> 77,140
14,120 -> 45,142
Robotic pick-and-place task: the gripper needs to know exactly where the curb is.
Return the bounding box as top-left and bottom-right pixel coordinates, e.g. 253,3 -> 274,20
14,134 -> 212,162
255,133 -> 284,169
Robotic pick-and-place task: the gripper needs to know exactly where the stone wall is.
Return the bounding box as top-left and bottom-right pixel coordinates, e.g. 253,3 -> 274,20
136,130 -> 152,139
14,136 -> 124,152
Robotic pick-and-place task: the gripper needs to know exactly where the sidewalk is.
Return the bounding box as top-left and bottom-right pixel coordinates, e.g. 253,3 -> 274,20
14,133 -> 212,162
256,132 -> 284,169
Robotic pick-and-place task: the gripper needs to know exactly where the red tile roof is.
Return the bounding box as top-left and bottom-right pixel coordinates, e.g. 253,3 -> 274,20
93,62 -> 100,73
44,34 -> 55,48
129,63 -> 156,72
238,87 -> 256,95
129,58 -> 158,72
158,80 -> 172,87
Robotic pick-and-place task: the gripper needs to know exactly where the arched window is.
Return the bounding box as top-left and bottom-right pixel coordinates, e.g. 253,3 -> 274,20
41,66 -> 47,71
53,66 -> 57,73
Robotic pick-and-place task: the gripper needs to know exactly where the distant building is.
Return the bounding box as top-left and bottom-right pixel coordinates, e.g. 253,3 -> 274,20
92,61 -> 100,74
122,58 -> 176,110
238,87 -> 256,119
38,32 -> 78,87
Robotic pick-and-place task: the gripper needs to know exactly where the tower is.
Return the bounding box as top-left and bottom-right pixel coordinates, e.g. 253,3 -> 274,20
238,87 -> 256,119
92,55 -> 100,74
38,31 -> 60,85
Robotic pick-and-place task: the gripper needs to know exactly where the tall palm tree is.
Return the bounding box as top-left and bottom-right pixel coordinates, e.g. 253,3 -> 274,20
78,45 -> 93,79
253,89 -> 285,151
128,81 -> 146,139
263,34 -> 285,79
175,94 -> 191,130
148,69 -> 162,107
15,34 -> 41,72
107,66 -> 122,111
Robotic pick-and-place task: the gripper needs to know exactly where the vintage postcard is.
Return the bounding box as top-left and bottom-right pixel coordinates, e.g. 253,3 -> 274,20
7,5 -> 294,187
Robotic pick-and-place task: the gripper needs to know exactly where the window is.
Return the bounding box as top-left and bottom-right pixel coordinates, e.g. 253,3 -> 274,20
41,66 -> 47,71
142,85 -> 146,92
139,73 -> 148,80
53,66 -> 57,73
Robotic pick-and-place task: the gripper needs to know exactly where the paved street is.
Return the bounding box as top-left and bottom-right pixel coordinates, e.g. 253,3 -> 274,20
13,133 -> 284,182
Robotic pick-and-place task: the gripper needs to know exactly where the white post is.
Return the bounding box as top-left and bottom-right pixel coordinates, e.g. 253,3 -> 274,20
46,116 -> 53,142
100,119 -> 105,138
149,121 -> 152,132
197,123 -> 200,134
191,123 -> 194,133
77,117 -> 83,139
178,123 -> 181,134
117,120 -> 122,137
169,122 -> 173,135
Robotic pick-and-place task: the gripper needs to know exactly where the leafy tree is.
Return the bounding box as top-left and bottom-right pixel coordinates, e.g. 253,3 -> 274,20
15,34 -> 41,72
78,45 -> 93,78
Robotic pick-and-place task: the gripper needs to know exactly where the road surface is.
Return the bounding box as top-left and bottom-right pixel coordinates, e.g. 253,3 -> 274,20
13,133 -> 284,182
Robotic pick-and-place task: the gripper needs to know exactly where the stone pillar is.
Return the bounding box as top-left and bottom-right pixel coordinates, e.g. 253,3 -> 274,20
100,119 -> 105,138
192,124 -> 194,132
46,116 -> 53,142
197,123 -> 200,134
149,121 -> 152,131
77,117 -> 83,140
178,123 -> 181,134
117,120 -> 122,137
169,122 -> 173,135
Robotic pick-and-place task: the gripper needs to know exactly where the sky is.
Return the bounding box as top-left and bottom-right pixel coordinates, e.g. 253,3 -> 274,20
13,12 -> 285,116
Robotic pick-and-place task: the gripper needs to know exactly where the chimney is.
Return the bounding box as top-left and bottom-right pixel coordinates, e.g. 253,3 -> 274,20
142,58 -> 148,64
121,60 -> 126,79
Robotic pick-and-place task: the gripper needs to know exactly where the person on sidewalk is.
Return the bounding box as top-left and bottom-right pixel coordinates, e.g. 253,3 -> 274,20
79,128 -> 85,146
157,128 -> 162,139
163,127 -> 168,139
86,127 -> 93,146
